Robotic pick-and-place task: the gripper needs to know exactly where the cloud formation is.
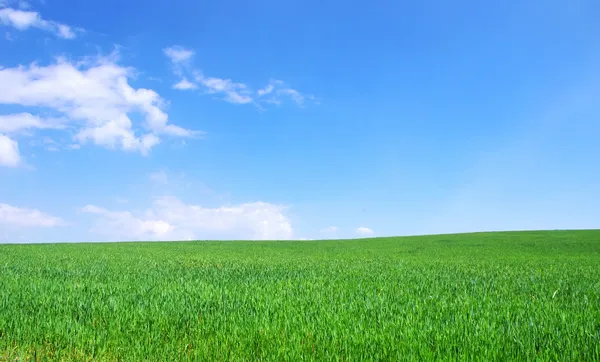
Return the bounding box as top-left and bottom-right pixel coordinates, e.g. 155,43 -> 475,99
173,78 -> 197,90
82,196 -> 294,241
356,227 -> 374,236
0,53 -> 198,159
0,7 -> 76,39
194,72 -> 254,104
0,203 -> 65,227
163,46 -> 194,64
164,46 -> 316,106
256,79 -> 317,106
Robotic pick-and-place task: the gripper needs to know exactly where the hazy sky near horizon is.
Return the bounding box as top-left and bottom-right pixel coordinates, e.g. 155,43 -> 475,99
1,0 -> 599,242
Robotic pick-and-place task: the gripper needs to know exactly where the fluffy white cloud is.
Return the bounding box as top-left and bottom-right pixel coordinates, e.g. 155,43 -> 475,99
356,227 -> 374,236
0,7 -> 76,39
0,54 -> 197,155
82,196 -> 293,241
0,203 -> 64,227
0,134 -> 20,166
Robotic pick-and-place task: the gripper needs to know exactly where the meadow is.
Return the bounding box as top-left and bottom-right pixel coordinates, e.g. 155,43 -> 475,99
0,230 -> 599,361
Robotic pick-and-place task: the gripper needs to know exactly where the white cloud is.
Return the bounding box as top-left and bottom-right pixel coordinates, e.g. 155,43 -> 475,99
321,226 -> 338,233
256,79 -> 316,106
163,46 -> 194,64
0,7 -> 77,39
257,84 -> 274,97
195,72 -> 254,104
356,227 -> 374,236
81,205 -> 174,239
0,203 -> 64,227
0,54 -> 197,154
82,196 -> 293,241
0,134 -> 20,166
163,46 -> 315,107
173,78 -> 197,90
164,46 -> 198,91
0,112 -> 64,133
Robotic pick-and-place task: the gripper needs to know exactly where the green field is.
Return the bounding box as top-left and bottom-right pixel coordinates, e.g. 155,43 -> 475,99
1,230 -> 599,361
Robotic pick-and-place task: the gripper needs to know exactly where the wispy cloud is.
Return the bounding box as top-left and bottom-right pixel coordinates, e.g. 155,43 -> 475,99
0,7 -> 78,39
256,79 -> 317,106
163,45 -> 317,107
194,72 -> 254,104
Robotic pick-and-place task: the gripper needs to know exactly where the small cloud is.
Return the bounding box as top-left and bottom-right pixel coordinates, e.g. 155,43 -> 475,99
195,73 -> 254,104
163,46 -> 194,64
162,124 -> 203,138
56,23 -> 75,39
173,78 -> 197,90
321,226 -> 338,233
257,84 -> 274,96
356,227 -> 374,237
256,79 -> 316,107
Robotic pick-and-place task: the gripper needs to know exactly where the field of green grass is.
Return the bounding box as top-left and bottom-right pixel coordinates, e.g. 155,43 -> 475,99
1,230 -> 599,361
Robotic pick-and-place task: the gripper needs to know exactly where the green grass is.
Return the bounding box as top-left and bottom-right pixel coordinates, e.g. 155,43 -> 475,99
1,230 -> 599,361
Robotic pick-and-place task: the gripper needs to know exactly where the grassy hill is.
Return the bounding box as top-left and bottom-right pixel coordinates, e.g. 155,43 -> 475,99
1,230 -> 599,360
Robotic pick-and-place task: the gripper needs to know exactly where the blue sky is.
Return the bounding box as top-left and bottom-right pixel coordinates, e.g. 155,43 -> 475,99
0,0 -> 599,242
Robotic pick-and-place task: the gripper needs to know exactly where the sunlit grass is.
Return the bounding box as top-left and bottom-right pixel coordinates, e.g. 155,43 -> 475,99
1,230 -> 599,360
